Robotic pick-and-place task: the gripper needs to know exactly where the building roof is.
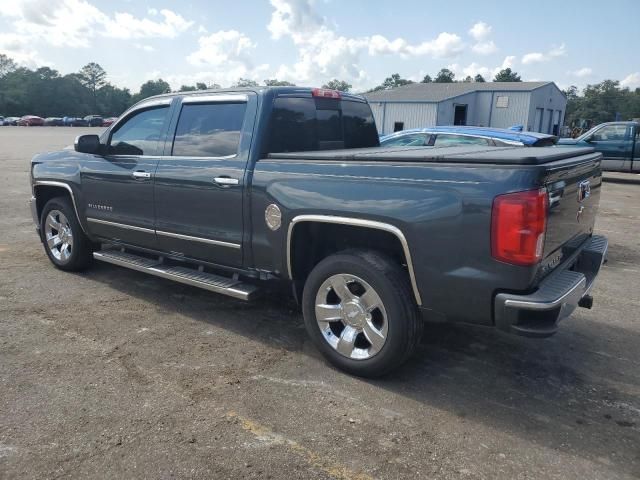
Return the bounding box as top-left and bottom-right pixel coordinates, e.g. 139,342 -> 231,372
363,81 -> 556,103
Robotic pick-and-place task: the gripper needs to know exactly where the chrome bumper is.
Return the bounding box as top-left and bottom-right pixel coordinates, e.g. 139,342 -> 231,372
494,235 -> 608,337
29,196 -> 40,231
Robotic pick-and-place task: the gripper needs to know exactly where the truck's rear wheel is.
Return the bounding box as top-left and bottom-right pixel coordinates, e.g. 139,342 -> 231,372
302,250 -> 422,377
40,197 -> 92,271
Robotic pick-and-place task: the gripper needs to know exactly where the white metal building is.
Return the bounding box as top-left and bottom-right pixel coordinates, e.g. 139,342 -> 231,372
363,82 -> 567,136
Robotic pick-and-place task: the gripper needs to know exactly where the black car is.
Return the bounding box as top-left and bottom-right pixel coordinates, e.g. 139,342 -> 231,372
70,117 -> 89,127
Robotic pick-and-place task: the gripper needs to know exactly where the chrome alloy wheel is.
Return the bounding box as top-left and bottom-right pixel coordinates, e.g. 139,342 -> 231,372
44,210 -> 74,262
314,273 -> 388,360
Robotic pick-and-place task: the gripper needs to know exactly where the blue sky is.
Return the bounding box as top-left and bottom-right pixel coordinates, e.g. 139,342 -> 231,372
1,0 -> 639,92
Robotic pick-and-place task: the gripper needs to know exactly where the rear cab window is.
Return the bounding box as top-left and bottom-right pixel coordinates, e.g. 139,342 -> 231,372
266,95 -> 379,154
172,101 -> 247,157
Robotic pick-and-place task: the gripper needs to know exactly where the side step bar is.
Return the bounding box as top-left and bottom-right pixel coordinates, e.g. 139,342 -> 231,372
93,250 -> 259,301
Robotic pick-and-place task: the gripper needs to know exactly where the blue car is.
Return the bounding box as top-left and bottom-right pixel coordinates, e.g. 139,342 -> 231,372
380,126 -> 558,148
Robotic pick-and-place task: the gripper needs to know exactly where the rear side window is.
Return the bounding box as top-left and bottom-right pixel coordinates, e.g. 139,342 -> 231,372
172,102 -> 247,157
382,133 -> 430,147
108,107 -> 169,156
267,97 -> 379,153
433,134 -> 491,147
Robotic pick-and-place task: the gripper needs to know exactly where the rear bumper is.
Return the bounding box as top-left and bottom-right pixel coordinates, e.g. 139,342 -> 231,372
494,235 -> 608,337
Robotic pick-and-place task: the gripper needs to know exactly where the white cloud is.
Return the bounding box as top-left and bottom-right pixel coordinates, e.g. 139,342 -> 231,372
472,40 -> 497,55
187,30 -> 255,68
621,72 -> 640,90
102,9 -> 193,40
134,44 -> 155,52
267,0 -> 465,88
0,0 -> 193,48
468,22 -> 497,55
522,43 -> 567,64
0,32 -> 46,66
570,67 -> 592,78
469,22 -> 492,41
448,56 -> 518,81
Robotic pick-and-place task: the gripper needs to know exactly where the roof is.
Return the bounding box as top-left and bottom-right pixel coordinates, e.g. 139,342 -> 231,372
380,126 -> 556,146
363,82 -> 556,103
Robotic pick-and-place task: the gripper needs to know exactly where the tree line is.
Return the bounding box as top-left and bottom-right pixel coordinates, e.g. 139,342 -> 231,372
1,53 -> 638,124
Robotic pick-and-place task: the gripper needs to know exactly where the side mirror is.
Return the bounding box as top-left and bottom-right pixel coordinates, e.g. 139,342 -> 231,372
585,136 -> 594,143
74,134 -> 102,154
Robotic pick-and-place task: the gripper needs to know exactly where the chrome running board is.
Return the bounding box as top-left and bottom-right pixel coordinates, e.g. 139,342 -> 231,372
93,250 -> 259,301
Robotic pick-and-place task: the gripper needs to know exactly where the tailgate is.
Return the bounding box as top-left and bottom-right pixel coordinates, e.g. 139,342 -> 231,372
543,153 -> 602,263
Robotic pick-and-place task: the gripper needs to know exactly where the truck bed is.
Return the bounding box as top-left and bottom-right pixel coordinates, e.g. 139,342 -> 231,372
268,145 -> 599,165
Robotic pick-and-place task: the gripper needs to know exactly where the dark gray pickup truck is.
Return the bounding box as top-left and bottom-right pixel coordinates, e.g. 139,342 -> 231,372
30,86 -> 608,377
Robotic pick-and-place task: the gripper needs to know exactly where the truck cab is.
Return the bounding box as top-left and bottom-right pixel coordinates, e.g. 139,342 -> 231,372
558,121 -> 639,172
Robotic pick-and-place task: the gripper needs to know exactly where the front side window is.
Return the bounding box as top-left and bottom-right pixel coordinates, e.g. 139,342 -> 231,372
172,102 -> 247,157
434,134 -> 491,146
108,107 -> 169,156
382,133 -> 429,147
592,125 -> 629,141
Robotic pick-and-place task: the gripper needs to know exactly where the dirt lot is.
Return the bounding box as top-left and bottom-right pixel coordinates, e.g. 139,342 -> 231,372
1,126 -> 639,480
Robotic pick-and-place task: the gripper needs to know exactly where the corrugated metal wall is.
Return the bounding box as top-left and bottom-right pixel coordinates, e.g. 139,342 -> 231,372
528,85 -> 567,133
367,85 -> 567,134
369,102 -> 438,135
486,91 -> 532,129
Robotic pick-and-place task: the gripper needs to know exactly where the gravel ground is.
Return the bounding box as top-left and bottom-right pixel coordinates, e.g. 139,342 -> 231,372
1,127 -> 639,480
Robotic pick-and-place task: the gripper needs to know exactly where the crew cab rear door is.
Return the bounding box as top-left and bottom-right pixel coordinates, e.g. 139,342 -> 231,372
153,93 -> 257,267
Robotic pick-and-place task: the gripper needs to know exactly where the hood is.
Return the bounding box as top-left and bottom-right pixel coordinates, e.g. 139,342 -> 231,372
557,138 -> 579,145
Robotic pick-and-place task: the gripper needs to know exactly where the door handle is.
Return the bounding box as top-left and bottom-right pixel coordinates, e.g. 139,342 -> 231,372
132,171 -> 151,179
213,176 -> 239,186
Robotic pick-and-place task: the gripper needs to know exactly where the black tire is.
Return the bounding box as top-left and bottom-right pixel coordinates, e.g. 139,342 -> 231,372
40,196 -> 93,271
302,250 -> 422,377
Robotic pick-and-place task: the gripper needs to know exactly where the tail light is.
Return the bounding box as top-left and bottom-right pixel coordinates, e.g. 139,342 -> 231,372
491,188 -> 548,266
312,88 -> 341,99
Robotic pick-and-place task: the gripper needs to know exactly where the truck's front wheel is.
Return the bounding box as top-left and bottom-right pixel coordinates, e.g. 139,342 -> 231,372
40,197 -> 93,271
302,250 -> 422,377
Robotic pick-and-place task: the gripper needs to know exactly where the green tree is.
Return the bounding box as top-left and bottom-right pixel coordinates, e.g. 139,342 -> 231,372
0,54 -> 17,78
179,85 -> 197,92
322,79 -> 352,92
371,73 -> 414,91
196,82 -> 208,90
265,78 -> 296,86
463,75 -> 473,83
493,68 -> 521,82
474,74 -> 486,83
235,78 -> 259,87
78,62 -> 107,111
434,68 -> 455,83
134,79 -> 171,102
421,74 -> 432,83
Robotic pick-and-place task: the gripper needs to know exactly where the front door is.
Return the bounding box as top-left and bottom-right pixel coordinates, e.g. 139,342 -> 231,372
153,93 -> 255,267
587,124 -> 633,171
81,102 -> 172,248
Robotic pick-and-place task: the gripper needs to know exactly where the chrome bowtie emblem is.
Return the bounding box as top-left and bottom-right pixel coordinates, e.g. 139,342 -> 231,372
577,180 -> 591,203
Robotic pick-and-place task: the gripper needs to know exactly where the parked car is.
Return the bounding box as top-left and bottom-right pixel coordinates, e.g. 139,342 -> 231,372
29,87 -> 607,377
44,117 -> 64,126
380,126 -> 558,148
3,116 -> 20,126
557,121 -> 639,172
0,116 -> 4,125
84,115 -> 104,127
102,117 -> 117,127
18,115 -> 45,126
67,117 -> 89,127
